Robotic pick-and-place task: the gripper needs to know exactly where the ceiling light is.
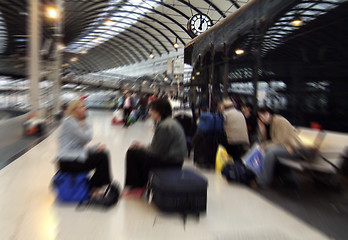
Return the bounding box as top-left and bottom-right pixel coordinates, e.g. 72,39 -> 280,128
45,6 -> 59,20
57,43 -> 65,51
93,37 -> 100,42
104,18 -> 114,26
61,63 -> 69,67
80,49 -> 88,54
149,50 -> 155,59
235,48 -> 245,55
196,72 -> 200,76
164,77 -> 168,82
70,57 -> 78,62
291,15 -> 303,27
192,76 -> 195,80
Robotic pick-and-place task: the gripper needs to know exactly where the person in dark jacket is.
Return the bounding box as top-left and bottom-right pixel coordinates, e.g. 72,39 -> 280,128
241,103 -> 258,145
124,99 -> 187,192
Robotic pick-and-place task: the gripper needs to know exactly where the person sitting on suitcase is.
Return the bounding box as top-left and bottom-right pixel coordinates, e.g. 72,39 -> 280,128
123,98 -> 187,196
56,99 -> 113,200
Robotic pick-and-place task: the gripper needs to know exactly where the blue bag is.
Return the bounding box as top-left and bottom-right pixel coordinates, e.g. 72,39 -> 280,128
53,171 -> 90,203
243,145 -> 264,176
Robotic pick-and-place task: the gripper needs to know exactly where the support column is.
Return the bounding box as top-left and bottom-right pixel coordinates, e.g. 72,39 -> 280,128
53,0 -> 63,113
209,44 -> 215,112
252,47 -> 261,109
223,43 -> 229,98
28,0 -> 40,113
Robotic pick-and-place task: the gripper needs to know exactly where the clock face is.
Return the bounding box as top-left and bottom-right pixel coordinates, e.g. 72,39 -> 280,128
188,14 -> 212,36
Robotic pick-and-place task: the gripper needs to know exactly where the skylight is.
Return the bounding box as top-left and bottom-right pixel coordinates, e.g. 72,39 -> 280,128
65,0 -> 160,53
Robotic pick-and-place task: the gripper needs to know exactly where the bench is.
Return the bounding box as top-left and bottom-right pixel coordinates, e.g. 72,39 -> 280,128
278,127 -> 348,175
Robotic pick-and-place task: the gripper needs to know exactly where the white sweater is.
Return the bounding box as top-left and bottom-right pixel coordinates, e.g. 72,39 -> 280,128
223,108 -> 249,145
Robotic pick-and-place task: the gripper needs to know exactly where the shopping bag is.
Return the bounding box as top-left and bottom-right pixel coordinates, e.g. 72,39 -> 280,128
215,145 -> 233,173
112,110 -> 125,124
243,144 -> 264,176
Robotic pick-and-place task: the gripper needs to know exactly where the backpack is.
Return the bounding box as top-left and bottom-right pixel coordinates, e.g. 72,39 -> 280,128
221,162 -> 255,184
53,171 -> 90,203
198,113 -> 223,133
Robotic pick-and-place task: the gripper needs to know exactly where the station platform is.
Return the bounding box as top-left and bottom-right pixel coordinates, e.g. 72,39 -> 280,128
0,110 -> 343,240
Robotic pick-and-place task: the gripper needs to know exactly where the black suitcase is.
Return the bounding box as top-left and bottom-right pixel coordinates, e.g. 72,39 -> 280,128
148,168 -> 208,219
193,132 -> 219,168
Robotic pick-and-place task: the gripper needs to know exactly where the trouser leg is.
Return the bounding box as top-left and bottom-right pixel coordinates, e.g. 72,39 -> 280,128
257,145 -> 294,187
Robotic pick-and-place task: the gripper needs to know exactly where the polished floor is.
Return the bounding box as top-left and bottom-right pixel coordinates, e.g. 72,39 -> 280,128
0,110 -> 334,240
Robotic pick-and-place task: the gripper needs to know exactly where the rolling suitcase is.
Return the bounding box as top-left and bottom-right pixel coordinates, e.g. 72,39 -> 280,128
148,168 -> 208,222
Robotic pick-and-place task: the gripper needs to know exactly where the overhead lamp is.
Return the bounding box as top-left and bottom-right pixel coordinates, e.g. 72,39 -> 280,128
57,43 -> 65,51
291,15 -> 303,27
235,48 -> 245,55
70,57 -> 78,62
149,50 -> 155,59
80,49 -> 88,54
173,37 -> 179,49
192,76 -> 195,80
104,18 -> 114,26
196,71 -> 200,76
164,77 -> 169,82
45,6 -> 59,20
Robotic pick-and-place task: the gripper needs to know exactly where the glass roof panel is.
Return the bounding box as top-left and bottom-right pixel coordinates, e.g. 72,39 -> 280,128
65,0 -> 160,53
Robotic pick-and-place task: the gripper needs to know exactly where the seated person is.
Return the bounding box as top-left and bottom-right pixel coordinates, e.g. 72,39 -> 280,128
124,99 -> 187,191
257,107 -> 303,187
56,99 -> 112,199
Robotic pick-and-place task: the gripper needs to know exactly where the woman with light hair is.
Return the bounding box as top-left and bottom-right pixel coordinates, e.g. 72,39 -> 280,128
56,99 -> 112,198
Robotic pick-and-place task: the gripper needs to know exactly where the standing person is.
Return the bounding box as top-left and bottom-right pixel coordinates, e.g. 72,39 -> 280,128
241,103 -> 258,145
124,99 -> 187,192
222,98 -> 249,160
123,93 -> 132,127
148,93 -> 158,104
56,99 -> 112,199
256,107 -> 303,187
137,94 -> 149,120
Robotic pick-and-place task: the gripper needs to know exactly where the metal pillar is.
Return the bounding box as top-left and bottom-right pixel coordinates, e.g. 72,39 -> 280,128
209,44 -> 215,112
28,0 -> 40,113
223,43 -> 229,98
53,0 -> 63,113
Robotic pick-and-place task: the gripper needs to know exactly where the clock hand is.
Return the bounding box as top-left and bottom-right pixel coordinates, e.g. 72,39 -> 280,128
199,15 -> 204,30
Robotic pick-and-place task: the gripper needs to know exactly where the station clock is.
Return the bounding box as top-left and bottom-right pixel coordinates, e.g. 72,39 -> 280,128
187,14 -> 213,37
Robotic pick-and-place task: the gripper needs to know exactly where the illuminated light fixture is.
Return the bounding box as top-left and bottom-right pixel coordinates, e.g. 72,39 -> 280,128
104,18 -> 114,26
192,76 -> 195,80
93,37 -> 100,42
149,50 -> 155,59
80,49 -> 88,54
196,72 -> 200,76
45,6 -> 59,20
70,57 -> 78,62
173,37 -> 179,49
164,77 -> 168,82
235,48 -> 245,55
57,43 -> 65,51
291,15 -> 303,27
